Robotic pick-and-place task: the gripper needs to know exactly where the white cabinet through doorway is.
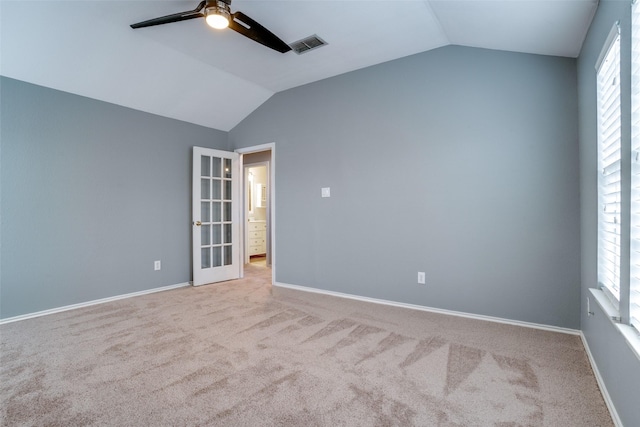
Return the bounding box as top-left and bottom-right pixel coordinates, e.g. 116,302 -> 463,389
248,221 -> 266,255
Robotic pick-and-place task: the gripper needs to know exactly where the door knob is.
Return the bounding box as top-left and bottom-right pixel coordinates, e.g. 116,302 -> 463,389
194,221 -> 202,226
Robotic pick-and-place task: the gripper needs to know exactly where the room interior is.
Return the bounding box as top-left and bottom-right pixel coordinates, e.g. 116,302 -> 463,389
1,0 -> 639,425
245,161 -> 269,265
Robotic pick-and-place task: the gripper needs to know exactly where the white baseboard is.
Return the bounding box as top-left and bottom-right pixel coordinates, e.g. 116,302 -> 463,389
274,282 -> 581,336
580,332 -> 623,427
0,282 -> 191,325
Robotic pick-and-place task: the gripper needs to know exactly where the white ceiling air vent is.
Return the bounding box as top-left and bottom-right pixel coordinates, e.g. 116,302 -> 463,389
289,34 -> 328,55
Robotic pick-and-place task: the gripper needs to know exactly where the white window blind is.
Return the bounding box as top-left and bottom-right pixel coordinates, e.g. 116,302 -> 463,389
597,24 -> 622,305
631,1 -> 640,331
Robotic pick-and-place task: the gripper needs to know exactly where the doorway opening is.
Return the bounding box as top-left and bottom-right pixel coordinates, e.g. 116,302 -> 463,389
245,162 -> 268,266
236,144 -> 275,284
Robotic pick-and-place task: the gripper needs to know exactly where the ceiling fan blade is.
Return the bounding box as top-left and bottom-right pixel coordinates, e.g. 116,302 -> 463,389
130,1 -> 206,29
229,11 -> 291,53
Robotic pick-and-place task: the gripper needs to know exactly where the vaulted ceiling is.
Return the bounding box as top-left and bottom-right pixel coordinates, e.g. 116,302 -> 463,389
1,1 -> 598,131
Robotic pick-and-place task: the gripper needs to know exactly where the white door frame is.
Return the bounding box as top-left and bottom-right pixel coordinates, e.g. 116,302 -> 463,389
235,143 -> 276,284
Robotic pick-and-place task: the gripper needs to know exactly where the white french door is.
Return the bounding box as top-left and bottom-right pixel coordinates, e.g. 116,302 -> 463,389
192,147 -> 240,286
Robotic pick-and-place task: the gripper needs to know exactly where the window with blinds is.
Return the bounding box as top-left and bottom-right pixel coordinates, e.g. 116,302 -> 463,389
631,1 -> 640,331
597,24 -> 622,306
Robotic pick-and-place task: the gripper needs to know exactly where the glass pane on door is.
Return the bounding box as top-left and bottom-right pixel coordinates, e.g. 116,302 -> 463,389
212,225 -> 221,245
224,180 -> 232,200
212,179 -> 222,200
201,179 -> 210,199
201,225 -> 211,246
201,156 -> 211,177
224,159 -> 232,178
201,247 -> 211,269
212,202 -> 221,222
212,246 -> 222,267
224,224 -> 232,244
212,157 -> 221,178
224,245 -> 232,266
201,202 -> 210,222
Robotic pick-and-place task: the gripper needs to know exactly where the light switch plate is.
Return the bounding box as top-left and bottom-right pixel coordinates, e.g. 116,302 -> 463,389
417,272 -> 425,284
321,187 -> 331,198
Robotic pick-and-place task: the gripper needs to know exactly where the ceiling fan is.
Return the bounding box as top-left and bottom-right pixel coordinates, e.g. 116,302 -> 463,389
130,0 -> 291,53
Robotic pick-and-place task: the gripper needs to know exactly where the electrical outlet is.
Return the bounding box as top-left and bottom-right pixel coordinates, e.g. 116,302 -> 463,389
154,260 -> 161,271
417,272 -> 425,285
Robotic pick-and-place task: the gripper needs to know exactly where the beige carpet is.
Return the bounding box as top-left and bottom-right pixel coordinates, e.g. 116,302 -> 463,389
1,264 -> 612,426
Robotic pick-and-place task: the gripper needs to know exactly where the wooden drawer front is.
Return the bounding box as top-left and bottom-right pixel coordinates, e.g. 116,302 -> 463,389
248,222 -> 266,231
249,238 -> 265,247
249,246 -> 264,255
249,230 -> 263,239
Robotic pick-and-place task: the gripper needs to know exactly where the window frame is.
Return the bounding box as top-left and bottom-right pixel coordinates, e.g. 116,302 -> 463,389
591,3 -> 640,361
630,0 -> 640,332
597,22 -> 623,308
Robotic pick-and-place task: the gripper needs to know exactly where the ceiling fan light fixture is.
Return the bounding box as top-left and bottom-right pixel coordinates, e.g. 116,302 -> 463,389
205,2 -> 231,29
130,0 -> 291,53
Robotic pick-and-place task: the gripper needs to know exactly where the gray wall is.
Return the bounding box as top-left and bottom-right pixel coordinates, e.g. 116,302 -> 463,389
577,0 -> 640,425
230,45 -> 581,329
0,77 -> 228,319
